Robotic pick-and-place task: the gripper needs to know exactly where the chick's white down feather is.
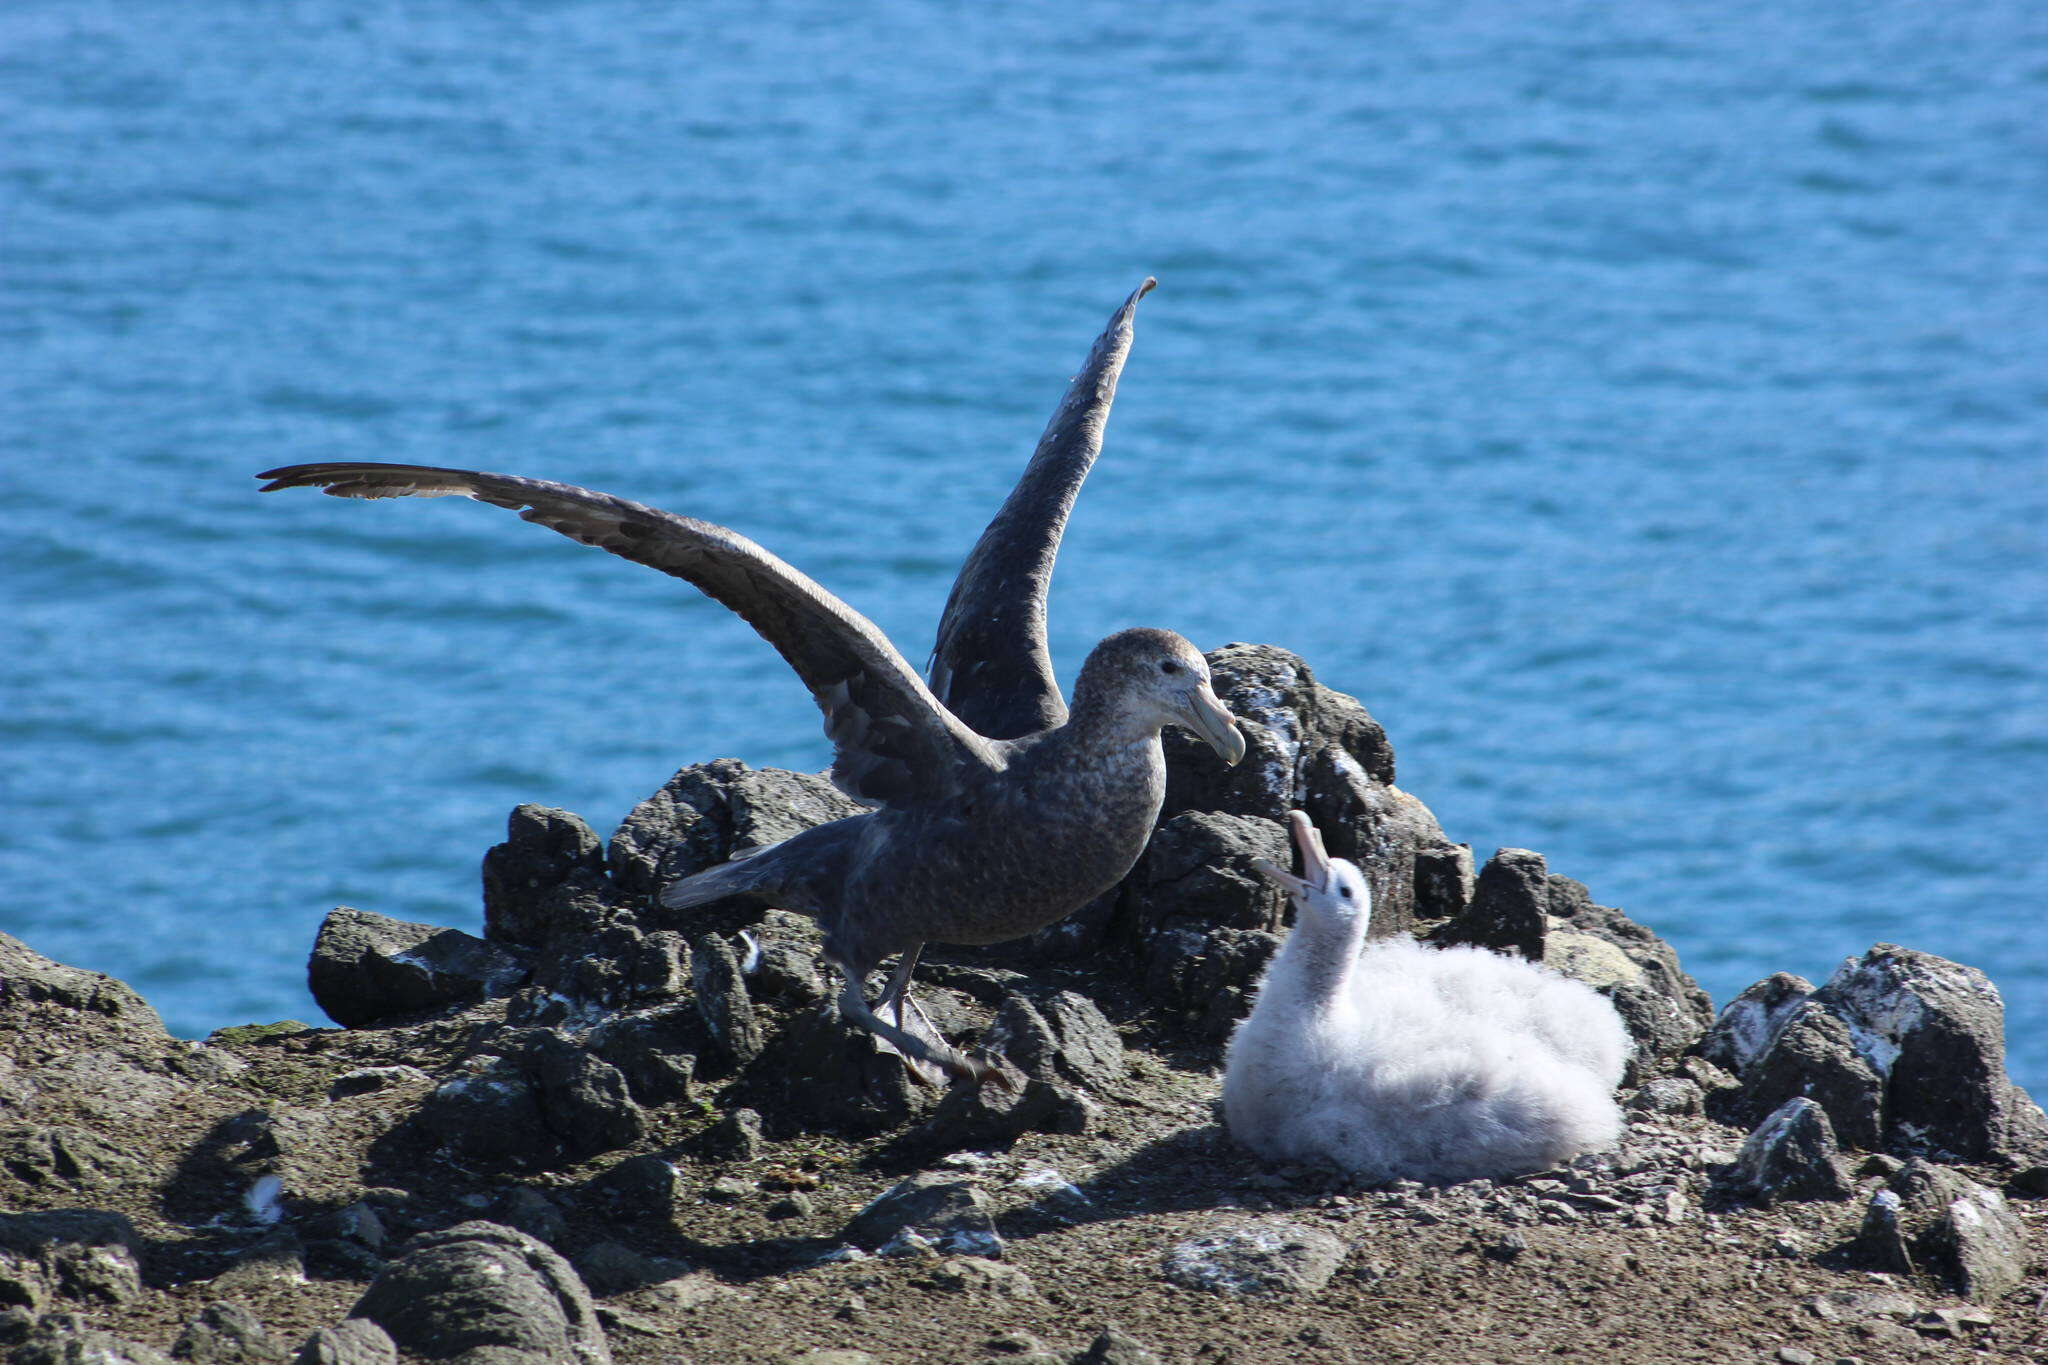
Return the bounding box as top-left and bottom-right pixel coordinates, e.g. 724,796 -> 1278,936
1224,815 -> 1628,1185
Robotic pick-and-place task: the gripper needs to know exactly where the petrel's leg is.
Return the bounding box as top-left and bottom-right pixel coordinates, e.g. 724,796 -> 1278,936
830,953 -> 1007,1090
876,943 -> 924,1026
875,945 -> 951,1087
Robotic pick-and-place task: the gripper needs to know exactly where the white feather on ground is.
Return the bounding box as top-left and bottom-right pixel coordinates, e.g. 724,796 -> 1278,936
1224,812 -> 1629,1185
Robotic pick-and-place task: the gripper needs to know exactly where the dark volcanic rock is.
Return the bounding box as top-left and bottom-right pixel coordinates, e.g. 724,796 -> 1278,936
727,993 -> 939,1137
745,911 -> 828,1006
1434,848 -> 1548,960
1119,815 -> 1287,1035
308,908 -> 526,1029
524,1032 -> 646,1160
522,921 -> 690,1023
900,1075 -> 1089,1157
415,1029 -> 640,1170
1720,1097 -> 1852,1205
1159,1222 -> 1348,1297
844,1172 -> 1001,1257
689,934 -> 764,1074
1627,1077 -> 1706,1118
351,1221 -> 610,1365
1811,944 -> 2048,1163
1141,927 -> 1283,1042
609,759 -> 866,902
693,1110 -> 763,1164
0,1210 -> 139,1263
7,1313 -> 174,1365
1717,1003 -> 1885,1151
1698,973 -> 1813,1075
584,1005 -> 702,1107
1707,946 -> 2048,1166
983,991 -> 1126,1095
1074,1328 -> 1164,1365
482,805 -> 609,951
416,1059 -> 558,1169
584,1155 -> 682,1216
1537,880 -> 1714,1079
172,1301 -> 289,1363
293,1319 -> 398,1365
46,1239 -> 143,1305
1411,842 -> 1475,924
0,1124 -> 148,1191
488,1190 -> 567,1250
0,931 -> 167,1041
1159,645 -> 1458,940
570,1241 -> 687,1298
1855,1160 -> 2029,1301
1122,813 -> 1288,943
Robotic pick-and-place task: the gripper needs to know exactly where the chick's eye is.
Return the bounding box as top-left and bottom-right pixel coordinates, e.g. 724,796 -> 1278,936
1339,886 -> 1354,900
1159,660 -> 1182,675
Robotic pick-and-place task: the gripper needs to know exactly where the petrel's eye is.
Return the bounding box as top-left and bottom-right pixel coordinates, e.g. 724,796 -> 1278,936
1159,660 -> 1182,675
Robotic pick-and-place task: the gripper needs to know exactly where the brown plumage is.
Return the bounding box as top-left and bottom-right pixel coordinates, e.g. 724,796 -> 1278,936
257,278 -> 1245,1085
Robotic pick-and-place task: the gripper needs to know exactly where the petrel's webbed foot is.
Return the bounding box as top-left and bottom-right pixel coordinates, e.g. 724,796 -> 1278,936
960,1051 -> 1020,1094
833,950 -> 1018,1090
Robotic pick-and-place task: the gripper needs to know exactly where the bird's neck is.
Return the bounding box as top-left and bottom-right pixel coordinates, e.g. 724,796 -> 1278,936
1061,677 -> 1163,750
1266,908 -> 1367,1008
1032,694 -> 1165,786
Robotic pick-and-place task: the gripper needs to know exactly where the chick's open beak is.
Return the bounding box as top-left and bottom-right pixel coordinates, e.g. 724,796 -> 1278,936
1250,810 -> 1332,897
1182,684 -> 1246,767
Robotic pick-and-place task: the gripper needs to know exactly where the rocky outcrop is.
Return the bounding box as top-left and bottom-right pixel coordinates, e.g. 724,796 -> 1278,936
1698,972 -> 1812,1075
307,909 -> 526,1029
0,734 -> 2043,1363
249,646 -> 1740,1158
1434,847 -> 1548,960
1159,1222 -> 1348,1296
0,1210 -> 143,1315
482,805 -> 609,952
1812,945 -> 2048,1162
414,1031 -> 645,1169
1119,812 -> 1287,1038
843,1173 -> 1001,1258
1853,1160 -> 2029,1301
1716,1003 -> 1885,1151
1159,644 -> 1457,940
293,1319 -> 398,1365
172,1302 -> 289,1363
1702,945 -> 2048,1166
608,759 -> 866,902
349,1222 -> 609,1365
0,931 -> 168,1043
1717,1098 -> 1851,1205
4,1313 -> 175,1364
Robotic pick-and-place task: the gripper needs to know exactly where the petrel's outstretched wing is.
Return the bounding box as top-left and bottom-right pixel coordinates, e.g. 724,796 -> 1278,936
257,463 -> 1002,806
927,278 -> 1154,741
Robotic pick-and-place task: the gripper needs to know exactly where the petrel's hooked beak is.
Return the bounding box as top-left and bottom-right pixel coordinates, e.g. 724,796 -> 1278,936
1181,683 -> 1247,767
1251,810 -> 1331,898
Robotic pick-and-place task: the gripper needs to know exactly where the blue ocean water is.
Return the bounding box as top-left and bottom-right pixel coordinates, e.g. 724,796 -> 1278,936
3,3 -> 2043,1092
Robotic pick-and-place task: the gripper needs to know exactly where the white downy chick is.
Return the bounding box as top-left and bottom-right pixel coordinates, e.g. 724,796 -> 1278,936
1223,811 -> 1629,1184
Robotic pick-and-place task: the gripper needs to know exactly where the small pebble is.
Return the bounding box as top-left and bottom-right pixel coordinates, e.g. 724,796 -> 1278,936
1483,1231 -> 1528,1264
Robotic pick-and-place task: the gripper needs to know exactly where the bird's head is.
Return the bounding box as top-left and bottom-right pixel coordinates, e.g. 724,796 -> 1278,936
1077,628 -> 1245,766
1252,810 -> 1373,926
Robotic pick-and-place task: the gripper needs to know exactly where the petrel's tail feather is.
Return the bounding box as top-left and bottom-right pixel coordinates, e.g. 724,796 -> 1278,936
659,855 -> 775,911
